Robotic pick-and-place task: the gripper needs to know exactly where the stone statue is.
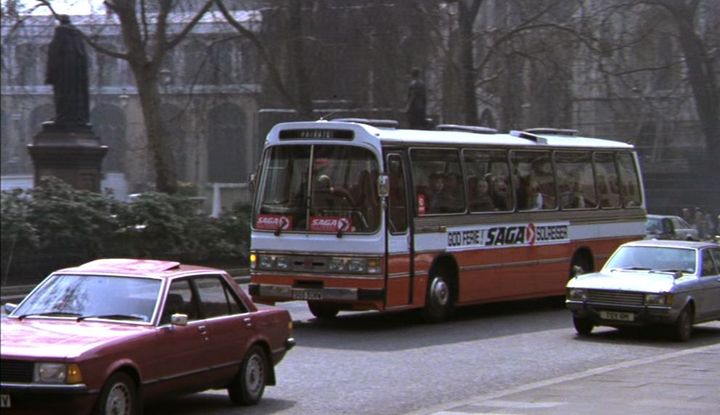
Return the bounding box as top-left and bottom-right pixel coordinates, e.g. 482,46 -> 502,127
405,68 -> 426,129
45,15 -> 89,127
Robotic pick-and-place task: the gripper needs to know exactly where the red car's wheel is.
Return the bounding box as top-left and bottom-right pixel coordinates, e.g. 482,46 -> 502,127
228,345 -> 267,405
94,372 -> 138,415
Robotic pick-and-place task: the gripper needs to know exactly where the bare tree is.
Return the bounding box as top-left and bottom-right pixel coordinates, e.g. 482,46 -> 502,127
431,0 -> 581,128
216,0 -> 314,119
97,0 -> 215,193
29,0 -> 214,193
640,0 -> 719,166
574,0 -> 718,170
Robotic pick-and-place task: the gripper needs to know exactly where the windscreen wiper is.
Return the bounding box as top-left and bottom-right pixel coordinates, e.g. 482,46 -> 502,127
77,314 -> 147,322
18,311 -> 82,320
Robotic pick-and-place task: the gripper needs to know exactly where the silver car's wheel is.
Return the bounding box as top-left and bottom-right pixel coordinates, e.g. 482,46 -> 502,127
228,345 -> 267,405
572,316 -> 594,336
94,372 -> 137,415
672,306 -> 693,342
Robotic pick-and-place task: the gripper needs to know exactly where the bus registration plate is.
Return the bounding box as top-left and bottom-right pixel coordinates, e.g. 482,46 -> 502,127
292,290 -> 323,300
599,310 -> 634,322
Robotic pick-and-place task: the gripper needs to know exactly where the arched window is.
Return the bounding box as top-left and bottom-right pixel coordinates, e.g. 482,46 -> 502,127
208,103 -> 244,182
207,39 -> 235,85
183,39 -> 206,85
16,44 -> 46,86
90,104 -> 126,172
92,43 -> 121,87
1,111 -> 14,174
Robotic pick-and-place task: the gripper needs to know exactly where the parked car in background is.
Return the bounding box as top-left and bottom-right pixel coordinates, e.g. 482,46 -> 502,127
566,240 -> 720,342
645,214 -> 699,241
1,259 -> 295,414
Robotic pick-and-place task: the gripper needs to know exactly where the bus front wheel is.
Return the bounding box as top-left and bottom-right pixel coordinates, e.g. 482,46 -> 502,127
422,274 -> 452,323
308,301 -> 340,320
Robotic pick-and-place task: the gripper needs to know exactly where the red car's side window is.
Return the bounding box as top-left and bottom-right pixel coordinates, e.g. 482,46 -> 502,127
194,276 -> 248,318
160,279 -> 196,324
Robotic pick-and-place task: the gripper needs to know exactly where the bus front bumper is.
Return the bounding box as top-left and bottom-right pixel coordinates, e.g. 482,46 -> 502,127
249,283 -> 385,302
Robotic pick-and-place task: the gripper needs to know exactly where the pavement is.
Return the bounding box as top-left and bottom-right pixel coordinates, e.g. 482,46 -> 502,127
410,341 -> 720,415
2,282 -> 719,415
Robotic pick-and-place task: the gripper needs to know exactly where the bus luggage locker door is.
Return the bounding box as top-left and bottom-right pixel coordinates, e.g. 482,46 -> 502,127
385,154 -> 414,308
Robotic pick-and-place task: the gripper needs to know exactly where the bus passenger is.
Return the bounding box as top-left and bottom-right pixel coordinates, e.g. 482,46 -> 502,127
560,180 -> 585,209
428,172 -> 454,213
470,177 -> 495,212
525,179 -> 544,210
488,174 -> 511,211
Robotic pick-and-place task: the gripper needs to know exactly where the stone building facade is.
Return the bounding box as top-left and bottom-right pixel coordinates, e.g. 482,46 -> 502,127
2,1 -> 717,214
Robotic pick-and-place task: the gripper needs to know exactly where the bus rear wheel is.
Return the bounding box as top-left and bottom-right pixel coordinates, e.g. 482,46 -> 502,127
422,273 -> 453,323
308,301 -> 340,320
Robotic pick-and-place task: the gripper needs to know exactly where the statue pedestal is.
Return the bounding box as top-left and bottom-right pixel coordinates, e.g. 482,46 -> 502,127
28,122 -> 108,192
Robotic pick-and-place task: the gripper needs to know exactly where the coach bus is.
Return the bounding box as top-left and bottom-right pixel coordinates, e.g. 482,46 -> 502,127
248,119 -> 646,321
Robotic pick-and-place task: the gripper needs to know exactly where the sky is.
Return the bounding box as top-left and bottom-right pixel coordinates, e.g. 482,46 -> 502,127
22,0 -> 105,16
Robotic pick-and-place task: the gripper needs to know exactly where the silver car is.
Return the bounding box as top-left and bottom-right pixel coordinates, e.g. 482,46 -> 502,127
645,214 -> 699,241
566,240 -> 720,341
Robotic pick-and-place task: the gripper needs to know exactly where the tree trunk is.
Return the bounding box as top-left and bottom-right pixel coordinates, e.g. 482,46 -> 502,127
670,5 -> 720,167
288,0 -> 314,119
135,73 -> 178,194
458,0 -> 483,125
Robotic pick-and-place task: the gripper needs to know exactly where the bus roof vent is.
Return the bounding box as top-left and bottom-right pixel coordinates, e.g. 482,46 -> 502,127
510,130 -> 546,144
524,128 -> 578,136
332,118 -> 399,129
436,124 -> 497,134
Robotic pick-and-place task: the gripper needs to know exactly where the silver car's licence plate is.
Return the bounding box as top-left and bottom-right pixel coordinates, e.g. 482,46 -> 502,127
600,310 -> 634,322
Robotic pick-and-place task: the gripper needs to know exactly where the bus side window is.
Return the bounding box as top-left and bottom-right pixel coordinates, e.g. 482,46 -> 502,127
511,151 -> 555,211
463,149 -> 511,212
617,152 -> 642,207
388,157 -> 408,232
594,152 -> 621,208
556,151 -> 596,209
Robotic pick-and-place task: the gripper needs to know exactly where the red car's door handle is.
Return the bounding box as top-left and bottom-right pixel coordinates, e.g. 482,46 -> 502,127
243,317 -> 253,328
197,325 -> 208,334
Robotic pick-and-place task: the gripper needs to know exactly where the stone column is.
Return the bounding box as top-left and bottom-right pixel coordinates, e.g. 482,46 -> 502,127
28,123 -> 107,192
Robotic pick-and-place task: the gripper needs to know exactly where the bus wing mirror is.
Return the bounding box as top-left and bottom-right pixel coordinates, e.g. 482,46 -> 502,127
248,173 -> 256,193
377,174 -> 389,198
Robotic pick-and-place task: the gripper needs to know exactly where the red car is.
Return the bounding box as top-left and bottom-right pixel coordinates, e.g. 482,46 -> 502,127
1,259 -> 295,414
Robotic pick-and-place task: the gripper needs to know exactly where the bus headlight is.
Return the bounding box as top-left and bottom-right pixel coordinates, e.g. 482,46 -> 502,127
348,259 -> 367,273
329,258 -> 346,272
645,293 -> 673,306
367,258 -> 382,274
276,256 -> 290,270
258,255 -> 275,269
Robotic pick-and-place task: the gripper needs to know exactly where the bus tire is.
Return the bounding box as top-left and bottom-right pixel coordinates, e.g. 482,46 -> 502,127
422,273 -> 452,323
308,301 -> 339,320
